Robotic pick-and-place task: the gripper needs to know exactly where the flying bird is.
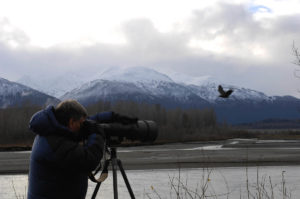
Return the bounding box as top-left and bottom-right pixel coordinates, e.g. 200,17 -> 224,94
218,85 -> 233,98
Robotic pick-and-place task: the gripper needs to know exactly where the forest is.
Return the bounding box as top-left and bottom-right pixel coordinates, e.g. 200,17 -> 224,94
1,100 -> 293,149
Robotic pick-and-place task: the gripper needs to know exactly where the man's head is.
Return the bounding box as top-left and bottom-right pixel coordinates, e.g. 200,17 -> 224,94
55,99 -> 88,132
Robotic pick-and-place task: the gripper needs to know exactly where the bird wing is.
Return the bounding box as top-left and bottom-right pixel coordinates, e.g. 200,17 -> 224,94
225,90 -> 233,97
218,85 -> 226,95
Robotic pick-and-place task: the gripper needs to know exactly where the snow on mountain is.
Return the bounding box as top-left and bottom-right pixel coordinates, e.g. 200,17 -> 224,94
61,79 -> 154,104
0,77 -> 59,108
169,72 -> 272,103
62,79 -> 148,100
135,80 -> 198,101
187,82 -> 273,103
168,72 -> 215,86
61,67 -> 210,106
227,86 -> 274,102
0,77 -> 38,99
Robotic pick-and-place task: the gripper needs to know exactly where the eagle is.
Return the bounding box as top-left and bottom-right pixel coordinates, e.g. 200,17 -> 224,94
218,85 -> 233,98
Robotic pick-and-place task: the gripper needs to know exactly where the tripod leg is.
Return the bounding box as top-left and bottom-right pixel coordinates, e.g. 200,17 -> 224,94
112,158 -> 119,199
91,183 -> 101,199
91,160 -> 110,199
117,159 -> 136,199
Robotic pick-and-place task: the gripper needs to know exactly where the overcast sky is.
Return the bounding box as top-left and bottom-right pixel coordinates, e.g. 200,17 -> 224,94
0,0 -> 300,97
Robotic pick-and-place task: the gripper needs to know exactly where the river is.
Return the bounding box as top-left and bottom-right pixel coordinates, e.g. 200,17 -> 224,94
2,139 -> 300,198
2,166 -> 300,199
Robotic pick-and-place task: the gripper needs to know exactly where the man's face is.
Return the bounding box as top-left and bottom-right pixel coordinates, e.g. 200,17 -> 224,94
68,117 -> 86,133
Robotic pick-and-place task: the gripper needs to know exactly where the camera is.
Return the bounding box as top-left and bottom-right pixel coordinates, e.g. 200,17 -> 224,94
82,119 -> 158,146
84,115 -> 158,198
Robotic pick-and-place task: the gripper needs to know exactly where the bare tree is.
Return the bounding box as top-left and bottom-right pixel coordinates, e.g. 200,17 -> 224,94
292,42 -> 300,78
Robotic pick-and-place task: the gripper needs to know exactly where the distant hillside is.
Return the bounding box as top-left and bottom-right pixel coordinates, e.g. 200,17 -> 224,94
60,67 -> 300,124
0,77 -> 60,108
237,118 -> 300,129
61,79 -> 210,109
9,67 -> 300,124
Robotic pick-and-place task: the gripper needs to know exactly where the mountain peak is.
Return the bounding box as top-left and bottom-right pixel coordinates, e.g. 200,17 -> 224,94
98,66 -> 174,83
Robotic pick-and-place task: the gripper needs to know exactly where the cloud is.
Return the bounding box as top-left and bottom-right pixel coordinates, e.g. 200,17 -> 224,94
121,18 -> 190,62
0,2 -> 300,97
186,4 -> 271,58
0,18 -> 30,48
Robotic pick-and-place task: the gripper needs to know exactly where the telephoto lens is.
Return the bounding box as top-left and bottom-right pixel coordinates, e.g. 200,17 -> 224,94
82,119 -> 158,146
100,120 -> 158,142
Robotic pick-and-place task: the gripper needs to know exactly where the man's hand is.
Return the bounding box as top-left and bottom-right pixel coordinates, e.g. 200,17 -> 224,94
81,119 -> 105,139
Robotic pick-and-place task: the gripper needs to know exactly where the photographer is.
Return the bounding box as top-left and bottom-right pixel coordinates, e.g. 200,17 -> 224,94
27,100 -> 117,199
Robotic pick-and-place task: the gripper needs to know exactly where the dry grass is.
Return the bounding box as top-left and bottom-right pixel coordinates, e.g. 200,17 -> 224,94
145,167 -> 293,199
11,180 -> 27,199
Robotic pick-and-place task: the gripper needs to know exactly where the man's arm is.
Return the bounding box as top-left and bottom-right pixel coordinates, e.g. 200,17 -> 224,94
46,133 -> 104,173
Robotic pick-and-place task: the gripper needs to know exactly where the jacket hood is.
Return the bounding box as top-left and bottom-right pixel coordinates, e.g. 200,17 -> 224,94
29,105 -> 71,136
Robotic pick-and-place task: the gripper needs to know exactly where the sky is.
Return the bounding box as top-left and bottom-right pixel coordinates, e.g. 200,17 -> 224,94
0,0 -> 300,97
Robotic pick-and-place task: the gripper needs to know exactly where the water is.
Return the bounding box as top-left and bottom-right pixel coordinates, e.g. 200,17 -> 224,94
2,166 -> 300,199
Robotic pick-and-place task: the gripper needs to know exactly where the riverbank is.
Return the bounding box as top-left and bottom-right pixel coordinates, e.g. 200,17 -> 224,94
2,139 -> 300,174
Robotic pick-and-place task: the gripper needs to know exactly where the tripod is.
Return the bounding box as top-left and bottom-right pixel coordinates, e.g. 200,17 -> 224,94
91,147 -> 136,199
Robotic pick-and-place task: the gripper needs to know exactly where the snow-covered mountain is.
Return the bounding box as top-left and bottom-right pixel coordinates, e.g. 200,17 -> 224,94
0,77 -> 59,108
60,67 -> 300,124
17,67 -> 174,98
61,78 -> 210,108
14,67 -> 300,124
61,67 -> 273,103
19,67 -> 276,104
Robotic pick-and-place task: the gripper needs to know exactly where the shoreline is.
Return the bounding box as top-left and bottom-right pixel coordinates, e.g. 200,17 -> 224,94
3,161 -> 300,175
3,139 -> 300,174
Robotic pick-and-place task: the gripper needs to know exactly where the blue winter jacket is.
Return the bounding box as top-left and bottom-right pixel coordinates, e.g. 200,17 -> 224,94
27,106 -> 113,199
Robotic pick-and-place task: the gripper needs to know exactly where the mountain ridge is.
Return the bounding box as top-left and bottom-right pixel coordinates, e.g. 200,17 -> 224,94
0,77 -> 60,108
3,67 -> 300,124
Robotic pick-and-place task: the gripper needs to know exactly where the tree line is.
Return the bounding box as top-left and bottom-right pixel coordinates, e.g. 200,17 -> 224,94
86,100 -> 219,142
0,105 -> 41,146
0,100 -> 248,148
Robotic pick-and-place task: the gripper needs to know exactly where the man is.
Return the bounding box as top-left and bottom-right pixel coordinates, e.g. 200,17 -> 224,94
27,99 -> 112,199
